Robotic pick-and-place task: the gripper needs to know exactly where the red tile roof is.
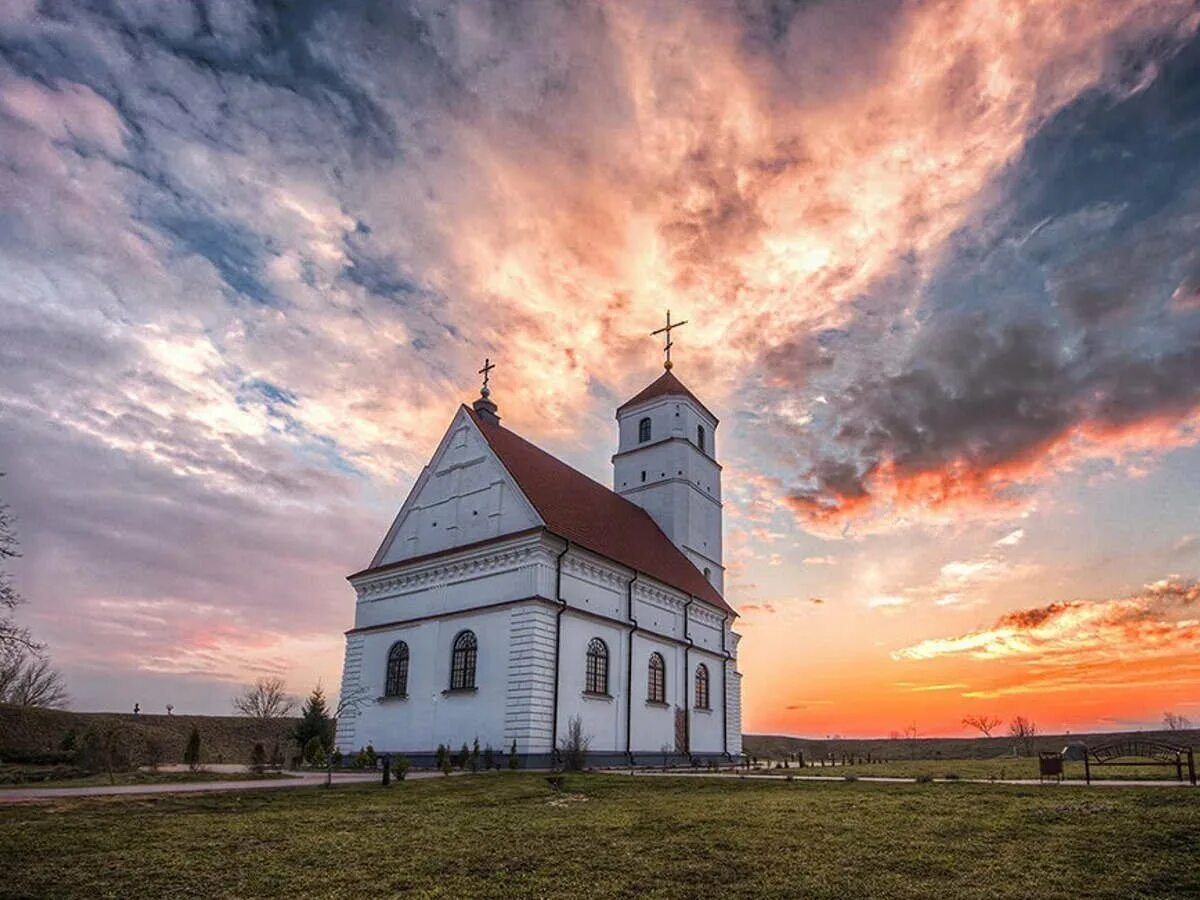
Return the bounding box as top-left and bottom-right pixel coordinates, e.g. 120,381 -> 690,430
465,406 -> 734,616
617,370 -> 718,423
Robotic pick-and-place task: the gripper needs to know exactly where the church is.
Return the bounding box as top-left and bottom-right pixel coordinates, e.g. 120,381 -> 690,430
335,324 -> 741,766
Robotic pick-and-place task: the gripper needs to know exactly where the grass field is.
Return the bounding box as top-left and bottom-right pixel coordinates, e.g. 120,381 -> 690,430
1,774 -> 1197,898
749,757 -> 1192,782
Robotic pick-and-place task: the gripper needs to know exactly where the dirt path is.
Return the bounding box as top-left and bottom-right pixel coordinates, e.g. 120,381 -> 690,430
0,770 -> 431,803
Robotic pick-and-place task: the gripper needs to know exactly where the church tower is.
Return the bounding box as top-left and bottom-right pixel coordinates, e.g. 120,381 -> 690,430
612,314 -> 723,594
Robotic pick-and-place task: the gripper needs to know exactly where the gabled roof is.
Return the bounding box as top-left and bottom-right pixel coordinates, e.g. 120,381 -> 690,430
464,405 -> 734,617
617,370 -> 718,423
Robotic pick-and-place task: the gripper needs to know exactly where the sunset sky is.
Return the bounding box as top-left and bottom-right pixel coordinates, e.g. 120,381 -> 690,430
2,1 -> 1199,737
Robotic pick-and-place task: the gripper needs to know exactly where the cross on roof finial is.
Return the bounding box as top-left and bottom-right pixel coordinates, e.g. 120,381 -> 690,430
478,357 -> 495,398
651,310 -> 688,370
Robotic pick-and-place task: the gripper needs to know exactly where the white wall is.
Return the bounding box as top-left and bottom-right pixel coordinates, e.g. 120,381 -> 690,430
373,408 -> 541,567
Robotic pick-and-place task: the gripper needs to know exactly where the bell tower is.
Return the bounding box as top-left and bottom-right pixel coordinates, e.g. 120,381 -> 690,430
612,313 -> 723,594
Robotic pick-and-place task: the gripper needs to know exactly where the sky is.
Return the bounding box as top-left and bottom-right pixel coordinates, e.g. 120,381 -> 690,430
1,0 -> 1199,737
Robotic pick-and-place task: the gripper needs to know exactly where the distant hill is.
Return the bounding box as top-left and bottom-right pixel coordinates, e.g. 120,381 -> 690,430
744,728 -> 1200,761
0,705 -> 297,765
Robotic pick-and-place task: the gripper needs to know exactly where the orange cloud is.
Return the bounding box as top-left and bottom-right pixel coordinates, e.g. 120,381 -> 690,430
894,577 -> 1200,666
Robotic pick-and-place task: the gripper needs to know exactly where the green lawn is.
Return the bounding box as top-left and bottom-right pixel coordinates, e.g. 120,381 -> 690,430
2,774 -> 1197,898
751,757 -> 1191,782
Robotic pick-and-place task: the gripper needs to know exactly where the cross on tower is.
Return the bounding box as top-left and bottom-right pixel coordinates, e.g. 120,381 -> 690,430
478,357 -> 495,398
652,310 -> 688,370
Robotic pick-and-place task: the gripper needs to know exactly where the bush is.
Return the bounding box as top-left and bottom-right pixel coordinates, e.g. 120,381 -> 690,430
558,715 -> 590,772
458,742 -> 470,770
470,737 -> 480,773
76,726 -> 135,783
394,754 -> 410,780
365,744 -> 376,768
944,772 -> 961,781
843,775 -> 858,782
508,740 -> 519,770
143,735 -> 165,772
250,742 -> 267,774
270,742 -> 284,769
915,774 -> 934,784
353,748 -> 369,769
331,749 -> 343,768
184,725 -> 202,772
0,748 -> 74,766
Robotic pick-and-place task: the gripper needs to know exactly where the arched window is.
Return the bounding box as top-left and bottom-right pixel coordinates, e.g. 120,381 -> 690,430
585,638 -> 609,695
638,417 -> 652,443
384,641 -> 409,697
697,424 -> 706,453
647,652 -> 666,703
694,663 -> 710,710
703,567 -> 712,582
450,630 -> 477,690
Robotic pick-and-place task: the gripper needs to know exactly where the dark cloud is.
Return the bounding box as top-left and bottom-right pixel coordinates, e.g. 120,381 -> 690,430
773,31 -> 1200,521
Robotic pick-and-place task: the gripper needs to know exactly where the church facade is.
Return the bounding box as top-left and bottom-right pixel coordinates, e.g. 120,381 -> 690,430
335,365 -> 742,765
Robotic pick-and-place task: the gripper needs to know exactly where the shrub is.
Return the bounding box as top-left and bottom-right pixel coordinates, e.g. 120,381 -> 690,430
331,749 -> 343,768
184,725 -> 202,772
508,739 -> 519,770
470,737 -> 480,773
353,748 -> 369,769
435,743 -> 448,770
270,742 -> 284,769
483,744 -> 495,770
394,755 -> 410,780
365,744 -> 376,768
76,726 -> 135,784
143,735 -> 165,772
250,742 -> 267,774
843,775 -> 858,782
558,715 -> 590,772
458,742 -> 470,770
944,772 -> 961,781
915,774 -> 934,784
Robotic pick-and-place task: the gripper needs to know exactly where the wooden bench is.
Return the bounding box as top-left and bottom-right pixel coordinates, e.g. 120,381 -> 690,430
1084,739 -> 1195,785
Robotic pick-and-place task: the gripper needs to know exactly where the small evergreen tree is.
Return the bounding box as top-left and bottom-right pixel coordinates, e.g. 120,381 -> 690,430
365,743 -> 377,768
183,725 -> 202,772
303,735 -> 326,767
292,685 -> 335,754
483,744 -> 495,770
470,737 -> 481,773
270,741 -> 284,769
508,739 -> 519,770
458,741 -> 470,770
395,754 -> 410,780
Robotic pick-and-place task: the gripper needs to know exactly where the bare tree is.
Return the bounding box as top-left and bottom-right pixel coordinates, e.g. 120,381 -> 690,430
558,714 -> 591,772
1008,716 -> 1038,756
962,714 -> 1003,738
0,645 -> 68,708
232,676 -> 297,719
0,477 -> 38,655
902,723 -> 919,759
1162,711 -> 1192,731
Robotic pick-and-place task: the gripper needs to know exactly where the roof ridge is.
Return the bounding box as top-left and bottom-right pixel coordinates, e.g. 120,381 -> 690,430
464,405 -> 733,616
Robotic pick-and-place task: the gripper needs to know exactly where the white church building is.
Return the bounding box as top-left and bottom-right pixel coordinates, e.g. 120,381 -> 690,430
335,353 -> 742,766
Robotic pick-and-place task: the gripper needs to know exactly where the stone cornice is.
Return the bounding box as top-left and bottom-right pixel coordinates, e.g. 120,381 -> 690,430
353,532 -> 556,600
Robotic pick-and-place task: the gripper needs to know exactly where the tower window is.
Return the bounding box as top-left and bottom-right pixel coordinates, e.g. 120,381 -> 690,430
697,425 -> 706,454
638,417 -> 652,443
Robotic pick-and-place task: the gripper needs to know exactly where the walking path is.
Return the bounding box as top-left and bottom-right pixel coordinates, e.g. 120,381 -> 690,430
0,770 -> 404,803
609,769 -> 1198,788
